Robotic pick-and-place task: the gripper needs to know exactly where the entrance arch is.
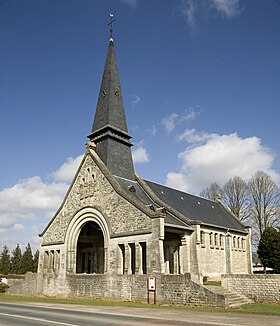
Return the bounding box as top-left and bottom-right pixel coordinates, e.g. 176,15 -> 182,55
76,221 -> 104,273
65,207 -> 109,274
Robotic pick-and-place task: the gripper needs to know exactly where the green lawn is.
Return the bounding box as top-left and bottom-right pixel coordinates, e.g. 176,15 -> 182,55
0,294 -> 279,316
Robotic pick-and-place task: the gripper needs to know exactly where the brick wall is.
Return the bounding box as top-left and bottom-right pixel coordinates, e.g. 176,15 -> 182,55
222,274 -> 280,302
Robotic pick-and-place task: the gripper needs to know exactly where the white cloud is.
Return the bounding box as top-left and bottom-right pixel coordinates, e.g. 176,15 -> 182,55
180,0 -> 196,32
162,107 -> 201,134
162,113 -> 179,134
131,94 -> 140,105
120,0 -> 137,9
149,125 -> 157,136
177,128 -> 217,143
211,0 -> 241,18
166,131 -> 279,194
132,146 -> 149,164
182,106 -> 202,122
0,154 -> 83,246
52,155 -> 83,182
178,0 -> 241,31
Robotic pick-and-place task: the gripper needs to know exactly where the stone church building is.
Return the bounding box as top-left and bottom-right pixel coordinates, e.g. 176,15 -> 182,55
36,34 -> 252,303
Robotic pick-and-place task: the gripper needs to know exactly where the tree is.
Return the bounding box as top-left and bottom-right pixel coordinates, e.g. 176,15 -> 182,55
33,250 -> 39,273
223,176 -> 250,221
21,243 -> 34,273
0,245 -> 10,275
10,244 -> 22,274
257,227 -> 280,273
200,182 -> 224,201
248,171 -> 280,239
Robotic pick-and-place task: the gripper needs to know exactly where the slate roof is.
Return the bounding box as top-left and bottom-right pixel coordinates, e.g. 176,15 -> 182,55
144,180 -> 247,233
115,176 -> 246,233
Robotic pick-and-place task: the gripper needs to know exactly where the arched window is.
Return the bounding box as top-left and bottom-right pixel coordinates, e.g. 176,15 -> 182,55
76,222 -> 104,274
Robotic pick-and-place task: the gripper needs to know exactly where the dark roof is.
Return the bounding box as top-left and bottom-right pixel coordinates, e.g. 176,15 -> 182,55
88,40 -> 135,180
144,180 -> 246,233
115,176 -> 192,230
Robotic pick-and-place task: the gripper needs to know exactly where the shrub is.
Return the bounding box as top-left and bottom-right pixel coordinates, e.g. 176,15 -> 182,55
0,282 -> 9,293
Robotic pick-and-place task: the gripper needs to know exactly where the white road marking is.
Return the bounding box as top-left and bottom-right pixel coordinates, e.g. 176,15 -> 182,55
0,312 -> 80,326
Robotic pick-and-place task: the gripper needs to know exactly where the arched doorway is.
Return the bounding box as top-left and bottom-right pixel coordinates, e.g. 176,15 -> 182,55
76,221 -> 104,274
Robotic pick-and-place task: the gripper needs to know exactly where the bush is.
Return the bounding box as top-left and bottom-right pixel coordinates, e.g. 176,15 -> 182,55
0,282 -> 9,293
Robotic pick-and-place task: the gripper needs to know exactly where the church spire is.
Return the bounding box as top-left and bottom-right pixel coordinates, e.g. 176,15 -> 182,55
88,19 -> 135,180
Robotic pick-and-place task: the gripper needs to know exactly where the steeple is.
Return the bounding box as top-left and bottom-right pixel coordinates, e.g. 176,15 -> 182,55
88,30 -> 135,180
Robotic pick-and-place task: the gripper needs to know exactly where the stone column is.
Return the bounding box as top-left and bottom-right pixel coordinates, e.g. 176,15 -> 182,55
245,227 -> 253,274
180,233 -> 189,274
225,232 -> 232,274
125,244 -> 131,274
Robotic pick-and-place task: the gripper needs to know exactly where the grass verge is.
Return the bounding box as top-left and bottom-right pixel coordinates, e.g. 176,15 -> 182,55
0,294 -> 279,316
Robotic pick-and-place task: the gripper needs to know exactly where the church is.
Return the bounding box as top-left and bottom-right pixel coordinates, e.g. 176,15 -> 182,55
36,30 -> 252,303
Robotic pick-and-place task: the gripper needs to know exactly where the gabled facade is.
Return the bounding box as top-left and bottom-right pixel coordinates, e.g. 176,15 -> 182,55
36,36 -> 252,300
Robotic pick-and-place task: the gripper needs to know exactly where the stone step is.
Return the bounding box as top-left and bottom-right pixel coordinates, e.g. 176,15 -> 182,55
204,285 -> 253,308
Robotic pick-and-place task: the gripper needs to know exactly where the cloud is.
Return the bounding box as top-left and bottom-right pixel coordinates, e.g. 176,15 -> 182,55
120,0 -> 137,9
132,143 -> 149,164
166,131 -> 279,194
179,0 -> 197,32
52,155 -> 83,182
0,154 -> 83,246
181,106 -> 202,122
212,0 -> 241,18
177,128 -> 216,143
162,106 -> 201,134
162,113 -> 179,134
149,125 -> 157,136
131,94 -> 140,106
178,0 -> 241,31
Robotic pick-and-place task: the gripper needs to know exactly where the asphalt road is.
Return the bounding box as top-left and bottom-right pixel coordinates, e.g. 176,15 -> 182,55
0,302 -> 279,326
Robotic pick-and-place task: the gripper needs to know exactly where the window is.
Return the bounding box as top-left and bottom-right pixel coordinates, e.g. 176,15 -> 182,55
200,231 -> 205,246
209,232 -> 213,247
129,243 -> 136,274
233,236 -> 236,248
219,234 -> 223,248
241,238 -> 245,250
214,233 -> 218,247
118,244 -> 125,274
140,242 -> 147,274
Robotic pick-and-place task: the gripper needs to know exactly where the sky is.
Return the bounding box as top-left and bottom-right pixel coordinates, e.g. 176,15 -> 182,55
0,0 -> 280,251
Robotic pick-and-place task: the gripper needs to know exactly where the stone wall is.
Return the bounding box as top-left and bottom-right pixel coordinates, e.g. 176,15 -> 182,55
6,273 -> 37,295
160,274 -> 226,306
222,274 -> 280,302
7,272 -> 225,307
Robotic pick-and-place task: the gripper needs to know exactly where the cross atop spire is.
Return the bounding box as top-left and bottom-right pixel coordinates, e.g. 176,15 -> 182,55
108,13 -> 116,42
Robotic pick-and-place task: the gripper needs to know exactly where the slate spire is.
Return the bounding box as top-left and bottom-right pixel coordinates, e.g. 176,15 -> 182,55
88,36 -> 135,180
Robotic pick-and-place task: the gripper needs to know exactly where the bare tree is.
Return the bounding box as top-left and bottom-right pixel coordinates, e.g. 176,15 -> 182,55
223,176 -> 250,221
200,182 -> 223,201
248,171 -> 280,239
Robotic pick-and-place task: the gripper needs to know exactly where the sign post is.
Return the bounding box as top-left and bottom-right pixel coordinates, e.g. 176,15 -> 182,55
147,277 -> 156,304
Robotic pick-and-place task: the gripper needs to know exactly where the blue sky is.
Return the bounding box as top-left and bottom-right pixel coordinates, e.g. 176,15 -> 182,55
0,0 -> 280,251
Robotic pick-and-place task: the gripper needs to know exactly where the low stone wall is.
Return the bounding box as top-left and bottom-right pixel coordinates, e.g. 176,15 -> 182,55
7,272 -> 226,306
222,274 -> 280,302
6,273 -> 37,295
160,274 -> 226,306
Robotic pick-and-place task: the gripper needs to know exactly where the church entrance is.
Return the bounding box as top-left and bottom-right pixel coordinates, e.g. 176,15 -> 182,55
164,232 -> 182,274
76,221 -> 104,274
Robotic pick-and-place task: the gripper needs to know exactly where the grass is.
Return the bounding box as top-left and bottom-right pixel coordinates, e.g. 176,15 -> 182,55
203,281 -> 221,286
0,294 -> 279,316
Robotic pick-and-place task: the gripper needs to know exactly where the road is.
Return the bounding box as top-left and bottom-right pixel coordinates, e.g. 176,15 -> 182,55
0,302 -> 279,326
